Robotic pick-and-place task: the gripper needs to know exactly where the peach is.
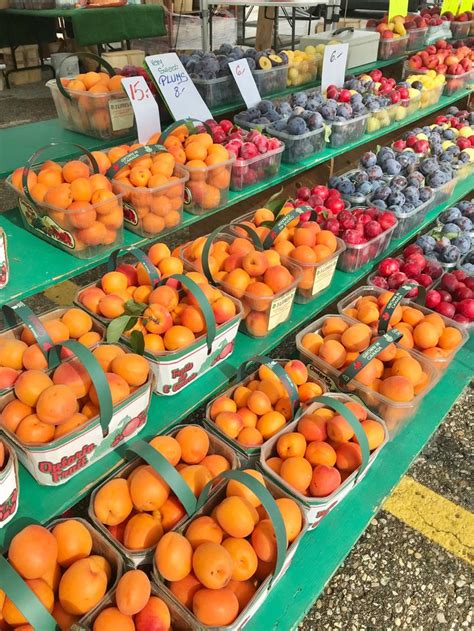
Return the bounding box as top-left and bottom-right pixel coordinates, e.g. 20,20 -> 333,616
247,390 -> 272,416
245,310 -> 269,337
16,413 -> 55,444
305,440 -> 337,467
309,465 -> 341,497
345,401 -> 367,421
155,532 -> 193,581
276,432 -> 307,459
149,285 -> 179,310
36,384 -> 78,426
212,296 -> 236,324
52,520 -> 92,569
134,596 -> 171,631
228,237 -> 254,257
215,496 -> 258,538
298,381 -> 323,402
280,456 -> 313,493
327,414 -> 354,442
224,268 -> 252,299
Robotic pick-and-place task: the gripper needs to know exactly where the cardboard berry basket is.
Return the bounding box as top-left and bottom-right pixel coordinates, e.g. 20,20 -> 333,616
337,284 -> 469,370
337,218 -> 398,273
46,52 -> 134,140
0,300 -> 105,397
0,435 -> 19,528
259,394 -> 387,529
204,355 -> 327,464
296,314 -> 440,436
0,340 -> 152,486
6,143 -> 124,259
106,143 -> 189,238
0,517 -> 123,631
179,227 -> 302,338
89,426 -> 239,566
152,470 -> 308,631
230,207 -> 346,304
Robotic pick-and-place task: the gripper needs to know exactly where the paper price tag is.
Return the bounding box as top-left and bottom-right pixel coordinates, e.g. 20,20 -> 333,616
145,53 -> 212,123
388,0 -> 408,21
458,0 -> 472,12
441,0 -> 459,14
228,58 -> 261,108
321,43 -> 349,93
121,76 -> 160,144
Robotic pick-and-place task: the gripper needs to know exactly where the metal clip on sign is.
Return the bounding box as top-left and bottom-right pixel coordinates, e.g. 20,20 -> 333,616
47,340 -> 113,438
196,470 -> 287,584
377,282 -> 427,335
237,355 -> 300,419
2,300 -> 56,363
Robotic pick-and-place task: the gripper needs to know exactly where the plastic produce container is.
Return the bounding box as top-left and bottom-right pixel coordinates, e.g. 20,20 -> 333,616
183,156 -> 235,215
230,141 -> 284,191
233,112 -> 270,132
366,259 -> 438,292
337,285 -> 469,369
337,220 -> 398,272
406,27 -> 428,51
112,164 -> 188,237
369,194 -> 433,239
260,393 -> 388,528
268,125 -> 325,163
404,92 -> 421,115
450,20 -> 471,39
378,35 -> 408,60
328,113 -> 369,148
300,29 -> 380,70
287,55 -> 318,87
194,74 -> 242,109
431,176 -> 457,206
296,314 -> 440,436
179,232 -> 303,338
152,470 -> 308,631
0,437 -> 19,528
89,425 -> 239,566
444,69 -> 474,96
252,64 -> 288,96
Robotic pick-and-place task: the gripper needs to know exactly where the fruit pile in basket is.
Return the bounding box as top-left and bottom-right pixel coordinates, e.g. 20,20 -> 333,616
320,206 -> 397,246
366,14 -> 419,37
281,45 -> 324,86
61,70 -> 124,95
371,244 -> 443,292
407,40 -> 474,75
426,270 -> 474,323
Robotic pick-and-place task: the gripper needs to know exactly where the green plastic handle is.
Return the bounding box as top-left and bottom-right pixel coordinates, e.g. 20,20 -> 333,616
56,52 -> 116,100
105,143 -> 168,180
107,246 -> 160,288
0,556 -> 59,630
48,340 -> 113,438
127,439 -> 197,516
378,283 -> 426,334
200,224 -> 262,283
237,355 -> 299,418
20,142 -> 100,203
229,223 -> 264,249
196,470 -> 287,584
2,301 -> 54,356
307,395 -> 370,480
262,205 -> 315,250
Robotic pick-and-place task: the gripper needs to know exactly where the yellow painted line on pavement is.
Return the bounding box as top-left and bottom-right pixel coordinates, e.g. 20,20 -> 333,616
384,476 -> 474,565
44,280 -> 79,306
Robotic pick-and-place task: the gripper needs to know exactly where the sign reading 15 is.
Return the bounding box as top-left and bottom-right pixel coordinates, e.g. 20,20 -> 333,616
128,80 -> 152,101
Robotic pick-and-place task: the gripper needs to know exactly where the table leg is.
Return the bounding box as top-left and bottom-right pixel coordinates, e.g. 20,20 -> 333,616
273,7 -> 278,50
256,6 -> 275,50
291,7 -> 295,50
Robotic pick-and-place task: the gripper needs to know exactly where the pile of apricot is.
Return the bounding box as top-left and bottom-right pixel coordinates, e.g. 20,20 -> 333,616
155,470 -> 303,627
92,426 -> 232,551
300,315 -> 431,404
234,206 -> 341,296
0,307 -> 102,391
208,359 -> 324,448
161,125 -> 232,212
11,158 -> 122,252
263,399 -> 384,499
0,343 -> 149,444
93,140 -> 185,236
342,290 -> 464,362
91,569 -> 171,630
2,519 -> 115,628
182,235 -> 299,337
0,439 -> 6,471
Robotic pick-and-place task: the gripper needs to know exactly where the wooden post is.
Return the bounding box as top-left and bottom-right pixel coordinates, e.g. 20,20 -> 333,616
256,6 -> 275,50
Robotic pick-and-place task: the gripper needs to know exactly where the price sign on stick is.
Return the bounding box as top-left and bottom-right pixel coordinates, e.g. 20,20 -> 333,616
441,0 -> 459,14
121,76 -> 161,144
388,0 -> 408,21
458,0 -> 471,12
228,58 -> 261,108
145,53 -> 212,122
321,43 -> 349,93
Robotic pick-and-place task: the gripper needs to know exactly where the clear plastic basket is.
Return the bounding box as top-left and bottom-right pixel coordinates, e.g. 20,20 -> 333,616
230,142 -> 284,191
369,194 -> 433,239
194,74 -> 242,109
450,20 -> 471,39
287,56 -> 318,87
268,125 -> 325,163
337,220 -> 398,272
378,35 -> 409,60
182,156 -> 235,215
406,27 -> 428,51
444,69 -> 474,96
252,64 -> 289,96
328,113 -> 368,148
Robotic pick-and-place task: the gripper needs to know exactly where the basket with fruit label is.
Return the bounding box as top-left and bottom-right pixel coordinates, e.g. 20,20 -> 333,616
47,52 -> 134,139
152,469 -> 307,630
89,425 -> 239,565
179,226 -> 302,337
0,517 -> 123,629
7,143 -> 124,259
260,394 -> 387,528
297,314 -> 439,435
0,340 -> 152,485
0,436 -> 19,528
204,356 -> 326,462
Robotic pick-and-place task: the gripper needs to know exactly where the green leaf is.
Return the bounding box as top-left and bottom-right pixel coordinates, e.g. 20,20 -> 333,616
106,315 -> 134,343
123,316 -> 138,332
129,330 -> 145,355
263,187 -> 285,213
124,300 -> 146,316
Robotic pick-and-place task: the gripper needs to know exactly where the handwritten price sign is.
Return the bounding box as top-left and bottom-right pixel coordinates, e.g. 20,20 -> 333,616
145,53 -> 212,122
321,43 -> 349,92
228,58 -> 261,108
122,76 -> 160,144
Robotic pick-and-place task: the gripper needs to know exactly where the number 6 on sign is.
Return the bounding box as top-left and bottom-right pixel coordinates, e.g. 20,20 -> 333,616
122,76 -> 161,144
321,43 -> 349,93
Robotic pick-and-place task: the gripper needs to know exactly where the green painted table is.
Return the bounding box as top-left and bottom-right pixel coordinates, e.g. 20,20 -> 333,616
1,174 -> 472,550
1,88 -> 471,307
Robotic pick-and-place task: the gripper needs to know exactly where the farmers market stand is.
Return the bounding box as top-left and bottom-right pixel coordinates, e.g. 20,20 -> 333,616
0,40 -> 473,628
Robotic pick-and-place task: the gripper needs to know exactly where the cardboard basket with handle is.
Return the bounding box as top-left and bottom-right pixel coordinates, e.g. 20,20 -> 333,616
0,435 -> 19,528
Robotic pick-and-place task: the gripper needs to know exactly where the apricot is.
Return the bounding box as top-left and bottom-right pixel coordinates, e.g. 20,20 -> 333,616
93,607 -> 134,631
80,287 -> 106,314
309,464 -> 342,497
36,384 -> 78,426
341,323 -> 371,352
176,425 -> 209,464
0,366 -> 20,388
280,456 -> 313,493
180,464 -> 212,497
186,516 -> 223,548
391,355 -> 422,386
129,464 -> 170,511
59,557 -> 108,615
0,339 -> 27,371
226,469 -> 266,507
193,542 -> 234,589
155,532 -> 193,581
298,381 -> 323,402
327,414 -> 354,442
275,497 -> 302,543
438,326 -> 462,350
297,413 -> 327,442
40,562 -> 61,592
379,375 -> 414,402
228,578 -> 257,612
51,361 -> 90,399
201,453 -> 230,478
305,440 -> 337,467
359,419 -> 385,450
276,432 -> 306,459
216,411 -> 244,439
238,426 -> 263,446
301,332 -> 324,354
423,312 -> 445,337
264,265 -> 293,293
336,442 -> 362,472
170,573 -> 201,608
116,570 -> 151,616
322,316 -> 348,336
222,537 -> 258,581
123,513 -> 164,550
16,413 -> 55,444
92,344 -> 125,372
345,400 -> 367,421
90,372 -> 130,406
319,339 -> 347,368
251,519 -> 278,563
0,399 -> 32,433
52,601 -> 79,630
52,519 -> 92,568
413,321 -> 439,350
149,435 -> 181,466
94,478 -> 133,526
3,579 -> 54,626
247,390 -> 272,416
134,596 -> 171,631
8,524 -> 58,579
210,396 -> 237,418
160,495 -> 186,531
215,496 -> 258,538
110,353 -> 149,387
193,587 -> 239,626
14,370 -> 53,407
266,456 -> 283,474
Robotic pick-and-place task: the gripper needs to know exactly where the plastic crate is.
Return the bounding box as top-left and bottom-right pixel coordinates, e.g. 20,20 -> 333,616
252,64 -> 288,96
287,56 -> 318,87
406,27 -> 428,51
328,113 -> 368,148
268,125 -> 325,163
378,35 -> 408,60
444,69 -> 474,96
230,142 -> 284,191
337,220 -> 398,272
194,74 -> 242,109
182,156 -> 235,215
450,20 -> 471,39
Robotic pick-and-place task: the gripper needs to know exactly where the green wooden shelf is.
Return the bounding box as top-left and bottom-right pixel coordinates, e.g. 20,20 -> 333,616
0,174 -> 471,549
1,88 -> 471,307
